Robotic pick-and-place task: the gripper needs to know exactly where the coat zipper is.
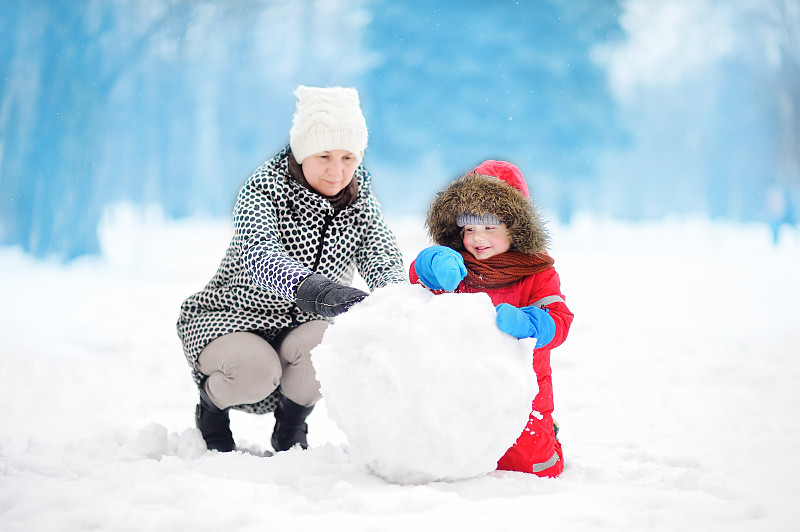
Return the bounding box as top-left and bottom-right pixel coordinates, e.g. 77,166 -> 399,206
312,212 -> 335,272
292,211 -> 336,325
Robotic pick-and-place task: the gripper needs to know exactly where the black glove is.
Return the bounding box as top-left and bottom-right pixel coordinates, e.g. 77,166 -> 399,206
295,273 -> 369,318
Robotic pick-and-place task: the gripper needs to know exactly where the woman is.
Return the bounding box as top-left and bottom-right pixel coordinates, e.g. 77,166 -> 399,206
177,85 -> 407,453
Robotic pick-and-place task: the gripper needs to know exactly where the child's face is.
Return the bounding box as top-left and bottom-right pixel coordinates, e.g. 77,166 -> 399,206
462,223 -> 512,260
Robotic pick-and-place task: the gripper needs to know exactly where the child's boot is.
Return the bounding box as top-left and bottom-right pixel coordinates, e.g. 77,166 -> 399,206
271,394 -> 314,452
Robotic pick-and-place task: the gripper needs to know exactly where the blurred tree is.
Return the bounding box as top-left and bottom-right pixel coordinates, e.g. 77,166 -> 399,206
363,0 -> 626,218
1,0 -> 796,260
0,0 -> 373,259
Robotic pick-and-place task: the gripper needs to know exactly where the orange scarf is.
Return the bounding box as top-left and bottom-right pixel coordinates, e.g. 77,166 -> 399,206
460,250 -> 554,289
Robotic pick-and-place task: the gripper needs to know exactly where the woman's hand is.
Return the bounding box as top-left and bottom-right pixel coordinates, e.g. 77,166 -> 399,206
295,274 -> 368,318
413,245 -> 467,291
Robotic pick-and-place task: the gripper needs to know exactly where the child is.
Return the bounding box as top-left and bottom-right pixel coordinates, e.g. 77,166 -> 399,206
410,160 -> 574,477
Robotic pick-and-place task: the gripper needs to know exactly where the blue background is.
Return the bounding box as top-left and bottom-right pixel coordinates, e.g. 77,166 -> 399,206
1,0 -> 798,260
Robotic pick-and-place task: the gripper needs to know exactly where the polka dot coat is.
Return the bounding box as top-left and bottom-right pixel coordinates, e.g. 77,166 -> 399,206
176,146 -> 407,414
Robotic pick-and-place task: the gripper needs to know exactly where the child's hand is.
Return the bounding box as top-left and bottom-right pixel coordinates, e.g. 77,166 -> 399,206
414,246 -> 467,291
495,303 -> 556,348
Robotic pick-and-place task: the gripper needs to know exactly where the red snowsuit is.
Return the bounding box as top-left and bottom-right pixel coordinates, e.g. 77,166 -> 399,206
410,263 -> 573,477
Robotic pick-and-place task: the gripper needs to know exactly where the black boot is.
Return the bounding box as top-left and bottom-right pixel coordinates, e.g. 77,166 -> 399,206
271,394 -> 315,452
195,386 -> 235,452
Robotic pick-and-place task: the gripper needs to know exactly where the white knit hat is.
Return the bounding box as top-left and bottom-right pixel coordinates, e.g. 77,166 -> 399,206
289,85 -> 368,164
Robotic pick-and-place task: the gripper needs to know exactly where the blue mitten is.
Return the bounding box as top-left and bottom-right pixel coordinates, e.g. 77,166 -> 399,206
495,303 -> 556,348
413,245 -> 467,291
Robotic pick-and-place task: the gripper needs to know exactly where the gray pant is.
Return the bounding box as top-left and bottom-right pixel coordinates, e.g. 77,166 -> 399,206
197,320 -> 327,410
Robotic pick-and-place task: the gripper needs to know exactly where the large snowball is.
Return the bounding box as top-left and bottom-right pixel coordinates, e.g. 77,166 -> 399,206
312,283 -> 538,484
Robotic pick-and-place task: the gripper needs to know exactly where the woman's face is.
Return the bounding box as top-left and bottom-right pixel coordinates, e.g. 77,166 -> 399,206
301,150 -> 359,196
462,223 -> 512,260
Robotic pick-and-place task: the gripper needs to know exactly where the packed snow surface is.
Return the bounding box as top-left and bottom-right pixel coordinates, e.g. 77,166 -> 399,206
312,283 -> 538,484
1,206 -> 799,531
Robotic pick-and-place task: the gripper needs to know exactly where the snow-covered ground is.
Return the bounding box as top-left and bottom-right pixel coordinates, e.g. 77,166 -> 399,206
2,206 -> 799,531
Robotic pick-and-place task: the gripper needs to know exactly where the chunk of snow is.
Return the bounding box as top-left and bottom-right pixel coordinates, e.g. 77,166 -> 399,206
312,283 -> 538,484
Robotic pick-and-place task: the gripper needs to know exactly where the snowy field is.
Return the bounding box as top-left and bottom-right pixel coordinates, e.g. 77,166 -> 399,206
2,206 -> 799,531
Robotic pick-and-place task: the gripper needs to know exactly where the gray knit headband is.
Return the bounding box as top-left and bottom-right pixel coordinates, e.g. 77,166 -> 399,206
456,212 -> 502,227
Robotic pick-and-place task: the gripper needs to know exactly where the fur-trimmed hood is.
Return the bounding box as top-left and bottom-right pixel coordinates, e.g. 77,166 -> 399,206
426,162 -> 549,255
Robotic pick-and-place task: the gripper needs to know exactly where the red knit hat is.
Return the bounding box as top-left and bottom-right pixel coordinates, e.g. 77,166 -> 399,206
471,160 -> 530,198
